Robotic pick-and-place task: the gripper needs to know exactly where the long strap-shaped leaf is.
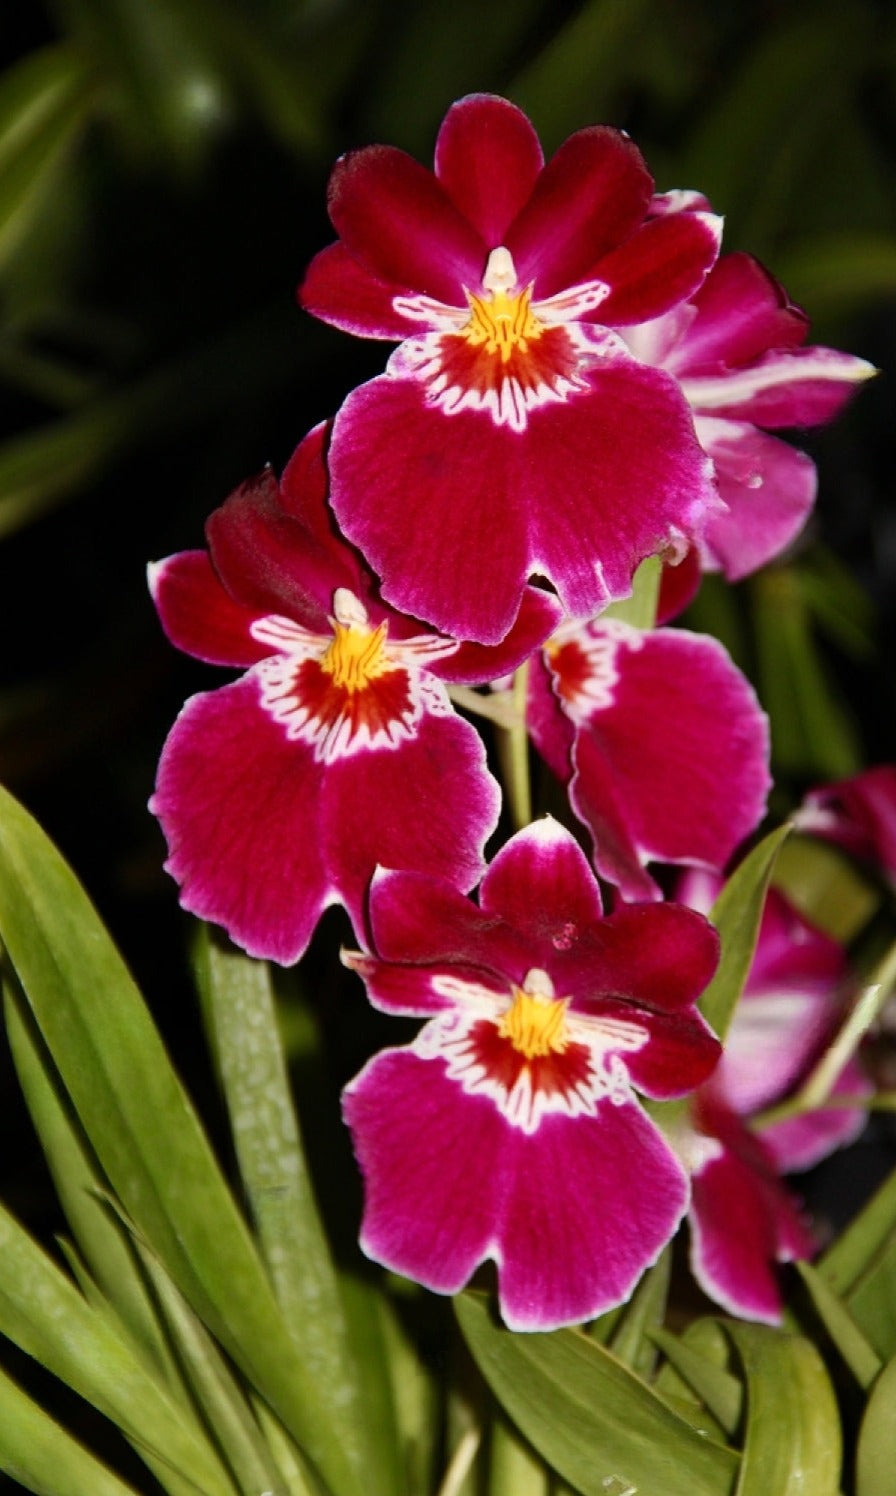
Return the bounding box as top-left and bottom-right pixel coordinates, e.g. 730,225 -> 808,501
724,1322 -> 841,1496
0,1361 -> 140,1496
456,1292 -> 738,1496
0,783 -> 367,1496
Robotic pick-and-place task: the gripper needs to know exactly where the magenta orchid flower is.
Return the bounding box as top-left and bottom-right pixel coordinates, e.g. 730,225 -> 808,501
299,93 -> 726,644
526,617 -> 771,900
797,765 -> 896,891
149,425 -> 561,965
678,870 -> 868,1322
341,819 -> 721,1330
623,243 -> 876,580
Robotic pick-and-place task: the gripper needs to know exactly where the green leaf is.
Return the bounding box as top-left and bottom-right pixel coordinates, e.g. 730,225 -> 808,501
0,1197 -> 233,1494
751,569 -> 861,780
135,1242 -> 294,1496
455,1292 -> 738,1496
0,45 -> 95,272
0,783 -> 367,1496
794,1263 -> 881,1390
653,1321 -> 743,1438
509,0 -> 660,150
724,1323 -> 841,1496
0,1361 -> 140,1496
776,232 -> 896,316
699,822 -> 792,1041
3,976 -> 181,1383
607,1247 -> 670,1375
856,1352 -> 896,1496
820,1161 -> 896,1297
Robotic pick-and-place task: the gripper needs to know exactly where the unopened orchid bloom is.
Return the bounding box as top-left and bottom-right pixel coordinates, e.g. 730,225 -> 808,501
797,765 -> 896,891
677,870 -> 868,1322
623,244 -> 876,580
526,616 -> 771,900
342,819 -> 721,1330
149,425 -> 560,965
300,93 -> 725,643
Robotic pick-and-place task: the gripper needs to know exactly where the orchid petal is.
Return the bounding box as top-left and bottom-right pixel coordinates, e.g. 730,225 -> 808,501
695,417 -> 817,579
324,144 -> 486,304
298,242 -> 415,340
329,362 -> 717,644
506,126 -> 652,297
434,93 -> 543,244
149,551 -> 267,667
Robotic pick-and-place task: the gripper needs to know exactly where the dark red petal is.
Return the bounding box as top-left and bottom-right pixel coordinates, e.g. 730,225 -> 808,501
657,547 -> 702,622
149,551 -> 268,667
206,463 -> 354,627
444,586 -> 562,684
506,126 -> 652,298
368,866 -> 528,976
479,817 -> 604,932
592,211 -> 722,325
434,93 -> 543,245
557,902 -> 720,1017
326,144 -> 486,304
299,242 -> 414,340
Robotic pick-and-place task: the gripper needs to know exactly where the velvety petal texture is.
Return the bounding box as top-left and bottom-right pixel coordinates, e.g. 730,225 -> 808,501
149,424 -> 523,964
299,93 -> 724,643
342,820 -> 721,1330
676,871 -> 869,1320
529,619 -> 771,899
688,1094 -> 814,1325
622,250 -> 875,579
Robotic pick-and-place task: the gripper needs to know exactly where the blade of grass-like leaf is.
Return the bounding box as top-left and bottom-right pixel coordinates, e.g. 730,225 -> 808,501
607,1246 -> 670,1375
136,1242 -> 294,1496
456,1292 -> 738,1496
196,929 -> 401,1493
194,932 -> 352,1352
724,1323 -> 841,1496
509,0 -> 657,149
699,822 -> 792,1041
794,1263 -> 881,1389
0,45 -> 95,271
652,1323 -> 743,1438
855,1352 -> 896,1496
843,1240 -> 896,1363
775,232 -> 896,316
374,1290 -> 438,1496
751,570 -> 860,779
0,1198 -> 234,1494
0,1361 -> 140,1496
488,1417 -> 549,1496
0,784 -> 367,1496
820,1161 -> 896,1296
3,975 -> 181,1383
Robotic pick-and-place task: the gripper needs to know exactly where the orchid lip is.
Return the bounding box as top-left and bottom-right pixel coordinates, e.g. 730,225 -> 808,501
248,590 -> 453,765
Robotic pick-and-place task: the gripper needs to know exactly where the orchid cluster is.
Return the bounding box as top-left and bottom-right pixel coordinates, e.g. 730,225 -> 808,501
150,94 -> 877,1333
